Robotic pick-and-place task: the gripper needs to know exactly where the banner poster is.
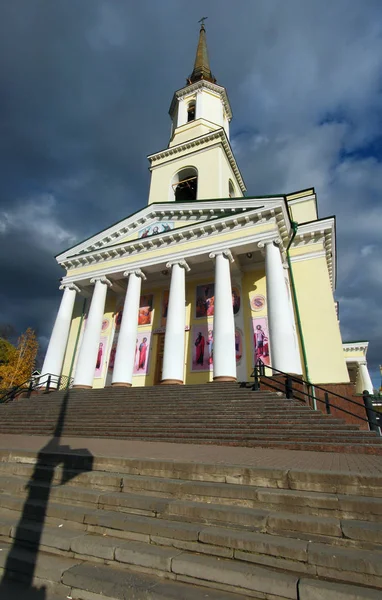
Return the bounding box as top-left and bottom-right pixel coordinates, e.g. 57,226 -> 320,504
138,294 -> 154,326
191,325 -> 243,372
195,283 -> 241,318
252,316 -> 271,367
94,335 -> 109,378
133,332 -> 152,375
161,290 -> 170,326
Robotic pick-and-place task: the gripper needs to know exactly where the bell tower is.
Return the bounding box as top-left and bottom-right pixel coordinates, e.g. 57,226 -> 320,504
147,23 -> 246,204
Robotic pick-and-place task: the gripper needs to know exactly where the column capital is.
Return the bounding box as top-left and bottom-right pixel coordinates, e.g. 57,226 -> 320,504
166,259 -> 190,272
59,283 -> 80,293
258,237 -> 282,250
123,269 -> 146,280
209,249 -> 234,263
90,276 -> 113,288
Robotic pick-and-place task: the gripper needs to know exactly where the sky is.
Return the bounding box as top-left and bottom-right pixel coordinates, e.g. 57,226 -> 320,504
0,0 -> 381,387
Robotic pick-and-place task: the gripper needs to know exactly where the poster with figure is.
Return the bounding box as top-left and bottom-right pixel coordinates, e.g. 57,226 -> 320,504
191,325 -> 243,372
138,294 -> 153,326
252,317 -> 271,367
195,283 -> 241,318
139,222 -> 174,239
133,332 -> 152,375
161,290 -> 169,326
94,336 -> 108,377
191,324 -> 211,371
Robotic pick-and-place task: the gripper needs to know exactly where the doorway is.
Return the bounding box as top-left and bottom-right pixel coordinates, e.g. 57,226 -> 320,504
154,333 -> 165,385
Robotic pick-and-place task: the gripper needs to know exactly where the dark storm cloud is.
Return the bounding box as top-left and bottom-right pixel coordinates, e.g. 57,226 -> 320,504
0,0 -> 381,384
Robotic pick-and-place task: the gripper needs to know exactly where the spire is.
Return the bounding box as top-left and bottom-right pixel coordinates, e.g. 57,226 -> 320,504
188,20 -> 216,85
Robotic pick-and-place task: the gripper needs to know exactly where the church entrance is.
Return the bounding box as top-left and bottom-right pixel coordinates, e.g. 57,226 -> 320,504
154,333 -> 165,385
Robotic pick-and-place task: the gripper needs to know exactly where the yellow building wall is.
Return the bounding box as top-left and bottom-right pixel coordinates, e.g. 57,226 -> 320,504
288,200 -> 318,224
343,348 -> 366,361
169,120 -> 217,147
148,144 -> 242,204
292,256 -> 349,384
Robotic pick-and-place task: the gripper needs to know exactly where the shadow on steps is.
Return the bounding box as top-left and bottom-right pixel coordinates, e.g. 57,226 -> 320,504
0,389 -> 93,598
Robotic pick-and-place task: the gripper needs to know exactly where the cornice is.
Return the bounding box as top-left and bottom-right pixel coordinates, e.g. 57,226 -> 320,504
58,198 -> 287,264
290,218 -> 335,290
343,342 -> 369,354
61,227 -> 283,287
147,129 -> 246,193
169,80 -> 232,120
58,204 -> 290,272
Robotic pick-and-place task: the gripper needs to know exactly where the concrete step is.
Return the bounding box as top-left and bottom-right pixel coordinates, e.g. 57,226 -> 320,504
2,448 -> 382,498
2,469 -> 382,521
2,511 -> 382,595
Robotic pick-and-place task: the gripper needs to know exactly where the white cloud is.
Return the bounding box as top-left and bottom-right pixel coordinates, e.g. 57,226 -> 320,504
0,193 -> 77,252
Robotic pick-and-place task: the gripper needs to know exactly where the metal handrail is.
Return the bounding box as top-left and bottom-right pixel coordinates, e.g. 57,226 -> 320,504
251,360 -> 381,435
0,373 -> 73,404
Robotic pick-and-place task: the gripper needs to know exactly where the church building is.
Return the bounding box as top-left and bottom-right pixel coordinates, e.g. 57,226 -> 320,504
42,24 -> 374,394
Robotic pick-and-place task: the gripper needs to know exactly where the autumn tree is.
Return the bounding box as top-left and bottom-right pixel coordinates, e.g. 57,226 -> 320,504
0,328 -> 39,389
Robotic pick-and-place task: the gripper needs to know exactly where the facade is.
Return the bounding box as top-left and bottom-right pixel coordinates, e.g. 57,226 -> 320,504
42,25 -> 373,392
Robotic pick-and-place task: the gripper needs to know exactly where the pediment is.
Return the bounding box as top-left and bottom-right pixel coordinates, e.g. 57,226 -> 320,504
56,197 -> 287,264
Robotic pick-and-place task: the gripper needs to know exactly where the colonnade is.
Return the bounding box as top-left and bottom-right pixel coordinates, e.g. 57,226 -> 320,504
42,240 -> 302,388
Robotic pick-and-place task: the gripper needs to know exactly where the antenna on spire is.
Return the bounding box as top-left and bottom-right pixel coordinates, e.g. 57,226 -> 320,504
198,16 -> 208,29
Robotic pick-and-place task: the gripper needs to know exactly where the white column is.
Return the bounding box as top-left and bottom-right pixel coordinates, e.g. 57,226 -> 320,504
357,362 -> 374,394
41,283 -> 80,387
177,98 -> 187,127
112,269 -> 146,387
259,239 -> 301,373
73,277 -> 112,388
209,250 -> 236,382
161,260 -> 190,384
195,91 -> 203,119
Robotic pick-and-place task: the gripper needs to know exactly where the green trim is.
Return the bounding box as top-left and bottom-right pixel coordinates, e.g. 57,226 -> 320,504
66,298 -> 87,386
286,221 -> 310,384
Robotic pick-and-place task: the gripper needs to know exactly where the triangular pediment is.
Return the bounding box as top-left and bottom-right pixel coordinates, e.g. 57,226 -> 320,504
56,197 -> 286,264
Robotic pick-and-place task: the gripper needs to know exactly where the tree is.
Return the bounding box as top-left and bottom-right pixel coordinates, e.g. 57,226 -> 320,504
0,328 -> 39,389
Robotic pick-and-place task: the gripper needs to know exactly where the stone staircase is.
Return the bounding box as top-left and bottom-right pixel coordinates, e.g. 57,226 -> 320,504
0,383 -> 381,454
0,447 -> 381,599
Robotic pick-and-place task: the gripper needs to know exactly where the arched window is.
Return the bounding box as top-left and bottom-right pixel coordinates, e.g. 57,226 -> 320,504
229,180 -> 235,198
172,167 -> 198,201
187,101 -> 196,122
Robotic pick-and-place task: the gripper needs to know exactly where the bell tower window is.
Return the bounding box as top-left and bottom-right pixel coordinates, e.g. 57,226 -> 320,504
172,167 -> 198,201
187,101 -> 196,122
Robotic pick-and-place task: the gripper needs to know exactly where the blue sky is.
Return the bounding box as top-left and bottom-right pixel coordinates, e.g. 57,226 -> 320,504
0,1 -> 381,388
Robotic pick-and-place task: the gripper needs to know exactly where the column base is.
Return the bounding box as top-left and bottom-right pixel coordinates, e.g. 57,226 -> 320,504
213,376 -> 237,382
72,385 -> 93,389
160,379 -> 183,385
111,382 -> 132,388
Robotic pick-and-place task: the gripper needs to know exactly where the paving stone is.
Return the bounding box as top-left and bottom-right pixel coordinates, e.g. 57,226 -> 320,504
341,519 -> 382,543
71,533 -> 124,560
151,534 -> 234,558
115,539 -> 182,571
308,542 -> 382,577
267,512 -> 342,537
10,521 -> 83,551
298,578 -> 382,600
84,510 -> 202,541
0,540 -> 82,582
171,552 -> 299,598
165,499 -> 268,528
199,526 -> 308,561
99,491 -> 171,514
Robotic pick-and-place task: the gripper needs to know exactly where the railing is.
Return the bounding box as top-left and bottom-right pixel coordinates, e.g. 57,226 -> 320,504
0,373 -> 73,404
251,360 -> 381,435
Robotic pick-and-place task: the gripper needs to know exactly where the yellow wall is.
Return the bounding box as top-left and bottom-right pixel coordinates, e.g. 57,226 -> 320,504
286,190 -> 318,224
148,143 -> 242,204
292,255 -> 349,383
